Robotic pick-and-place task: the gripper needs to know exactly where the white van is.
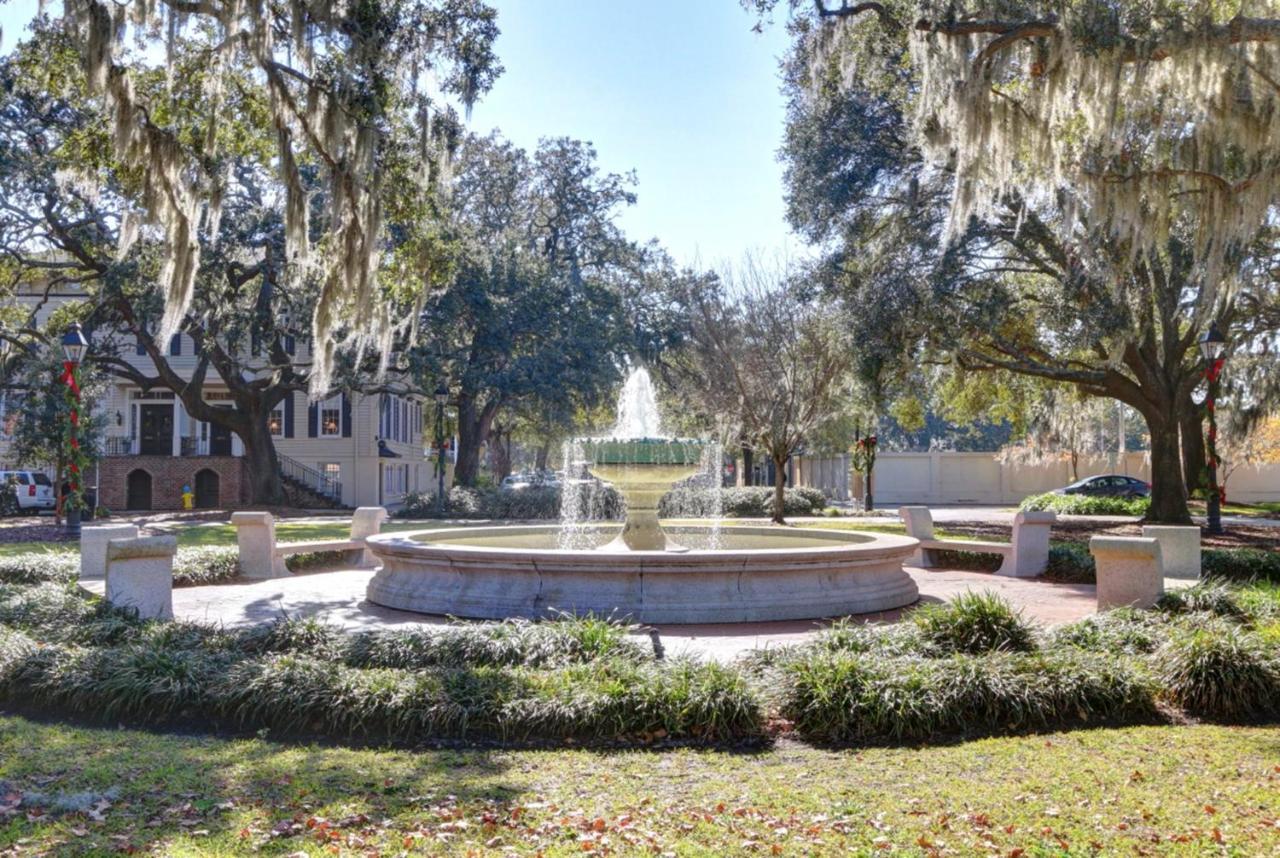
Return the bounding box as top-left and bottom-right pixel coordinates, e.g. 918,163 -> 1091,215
0,470 -> 56,511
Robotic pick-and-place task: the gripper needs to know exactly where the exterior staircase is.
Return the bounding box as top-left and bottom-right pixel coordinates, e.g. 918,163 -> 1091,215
277,453 -> 348,509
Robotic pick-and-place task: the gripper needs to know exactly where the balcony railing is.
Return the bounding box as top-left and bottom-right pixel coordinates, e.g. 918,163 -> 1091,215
104,436 -> 216,457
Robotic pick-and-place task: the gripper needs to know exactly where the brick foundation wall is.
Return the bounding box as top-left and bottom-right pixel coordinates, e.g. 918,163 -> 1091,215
98,456 -> 251,511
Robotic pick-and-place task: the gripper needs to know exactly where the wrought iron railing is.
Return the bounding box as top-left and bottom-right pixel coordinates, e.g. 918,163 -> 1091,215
277,452 -> 342,502
104,436 -> 218,457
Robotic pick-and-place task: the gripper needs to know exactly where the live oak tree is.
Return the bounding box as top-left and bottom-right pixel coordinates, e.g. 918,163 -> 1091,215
0,28 -> 438,504
421,134 -> 680,486
753,0 -> 1280,522
43,0 -> 499,396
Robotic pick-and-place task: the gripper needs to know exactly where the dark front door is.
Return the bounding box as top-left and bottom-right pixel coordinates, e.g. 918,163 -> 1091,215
209,412 -> 233,456
194,469 -> 220,508
125,470 -> 152,510
138,404 -> 173,455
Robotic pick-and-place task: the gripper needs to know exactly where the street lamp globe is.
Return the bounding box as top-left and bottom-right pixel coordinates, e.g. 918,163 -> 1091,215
434,383 -> 448,405
61,322 -> 89,364
1198,321 -> 1227,362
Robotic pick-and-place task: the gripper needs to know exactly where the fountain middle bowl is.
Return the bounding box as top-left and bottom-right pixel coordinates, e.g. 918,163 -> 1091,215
365,525 -> 921,623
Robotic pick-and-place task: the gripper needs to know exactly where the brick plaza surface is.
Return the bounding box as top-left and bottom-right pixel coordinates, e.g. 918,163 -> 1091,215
86,564 -> 1101,662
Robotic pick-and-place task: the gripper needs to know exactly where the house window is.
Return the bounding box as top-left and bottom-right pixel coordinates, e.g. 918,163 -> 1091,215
320,395 -> 341,437
320,462 -> 340,483
267,403 -> 284,437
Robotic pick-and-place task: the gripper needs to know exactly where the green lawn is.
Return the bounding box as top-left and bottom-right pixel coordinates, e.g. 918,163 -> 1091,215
0,716 -> 1276,856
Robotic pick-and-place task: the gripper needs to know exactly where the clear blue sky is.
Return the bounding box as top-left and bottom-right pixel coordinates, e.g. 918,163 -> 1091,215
1,0 -> 796,266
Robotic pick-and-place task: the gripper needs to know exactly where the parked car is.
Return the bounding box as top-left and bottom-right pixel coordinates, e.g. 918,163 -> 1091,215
1053,474 -> 1150,499
0,470 -> 56,511
499,470 -> 561,493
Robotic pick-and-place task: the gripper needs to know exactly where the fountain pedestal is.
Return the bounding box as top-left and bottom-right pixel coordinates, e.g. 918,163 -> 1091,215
582,440 -> 705,552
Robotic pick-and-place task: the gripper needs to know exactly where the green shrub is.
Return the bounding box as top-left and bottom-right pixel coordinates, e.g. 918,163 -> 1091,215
815,619 -> 929,658
172,546 -> 241,586
927,549 -> 1002,572
211,654 -> 762,743
658,486 -> 826,518
0,546 -> 241,589
1202,548 -> 1280,584
395,485 -> 623,521
347,617 -> 646,669
1044,543 -> 1096,583
1049,608 -> 1168,655
1157,580 -> 1248,621
912,592 -> 1037,655
1156,619 -> 1279,720
0,552 -> 78,586
781,650 -> 1154,743
1019,492 -> 1149,516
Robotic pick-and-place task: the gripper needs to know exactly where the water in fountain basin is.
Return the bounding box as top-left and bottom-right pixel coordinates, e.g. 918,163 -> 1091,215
612,367 -> 663,438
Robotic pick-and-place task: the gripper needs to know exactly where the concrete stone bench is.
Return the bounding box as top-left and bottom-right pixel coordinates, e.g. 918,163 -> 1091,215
1091,536 -> 1164,610
105,535 -> 176,620
232,507 -> 388,580
81,523 -> 139,580
899,506 -> 1056,578
1141,525 -> 1201,580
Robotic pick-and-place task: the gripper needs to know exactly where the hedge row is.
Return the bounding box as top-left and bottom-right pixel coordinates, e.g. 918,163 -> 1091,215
658,486 -> 829,518
1019,492 -> 1150,516
395,485 -> 625,521
0,545 -> 364,590
0,629 -> 760,744
0,580 -> 759,744
2,575 -> 1276,747
766,586 -> 1280,741
1041,543 -> 1280,585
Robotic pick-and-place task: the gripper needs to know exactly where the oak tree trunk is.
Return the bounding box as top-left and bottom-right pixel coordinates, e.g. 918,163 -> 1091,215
741,446 -> 754,486
772,453 -> 787,524
1144,411 -> 1194,525
1180,402 -> 1207,498
454,395 -> 498,487
236,413 -> 287,507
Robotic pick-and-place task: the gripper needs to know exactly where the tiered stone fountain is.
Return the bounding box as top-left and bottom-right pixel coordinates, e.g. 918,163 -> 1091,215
365,368 -> 919,622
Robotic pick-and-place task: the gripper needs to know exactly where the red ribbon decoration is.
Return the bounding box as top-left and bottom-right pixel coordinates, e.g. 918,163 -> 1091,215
59,361 -> 81,396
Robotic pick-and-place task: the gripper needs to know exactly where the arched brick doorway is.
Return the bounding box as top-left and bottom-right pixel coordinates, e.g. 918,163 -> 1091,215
125,469 -> 152,510
194,468 -> 220,509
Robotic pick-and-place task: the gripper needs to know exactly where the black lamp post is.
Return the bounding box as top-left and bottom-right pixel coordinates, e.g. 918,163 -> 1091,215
434,383 -> 448,517
61,322 -> 89,539
1198,321 -> 1227,535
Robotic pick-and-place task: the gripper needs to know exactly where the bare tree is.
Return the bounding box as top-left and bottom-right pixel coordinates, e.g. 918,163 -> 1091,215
685,258 -> 852,523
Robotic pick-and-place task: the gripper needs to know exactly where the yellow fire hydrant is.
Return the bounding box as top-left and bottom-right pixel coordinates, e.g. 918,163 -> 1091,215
181,484 -> 194,511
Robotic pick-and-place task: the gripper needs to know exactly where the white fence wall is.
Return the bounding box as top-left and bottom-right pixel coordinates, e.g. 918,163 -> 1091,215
791,451 -> 1280,505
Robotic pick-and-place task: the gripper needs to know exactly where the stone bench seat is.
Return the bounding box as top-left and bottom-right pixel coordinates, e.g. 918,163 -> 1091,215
232,508 -> 388,579
917,538 -> 1013,556
900,505 -> 1055,578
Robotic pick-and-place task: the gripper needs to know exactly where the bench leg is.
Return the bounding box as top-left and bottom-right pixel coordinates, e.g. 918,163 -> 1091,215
911,547 -> 938,569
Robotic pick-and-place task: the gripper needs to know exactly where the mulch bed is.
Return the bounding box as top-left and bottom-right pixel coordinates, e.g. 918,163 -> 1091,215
944,519 -> 1280,550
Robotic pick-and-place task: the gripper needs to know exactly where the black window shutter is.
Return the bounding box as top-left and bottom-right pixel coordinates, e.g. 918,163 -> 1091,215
136,336 -> 145,356
307,402 -> 318,438
169,334 -> 181,356
284,392 -> 294,438
284,335 -> 296,356
341,393 -> 353,438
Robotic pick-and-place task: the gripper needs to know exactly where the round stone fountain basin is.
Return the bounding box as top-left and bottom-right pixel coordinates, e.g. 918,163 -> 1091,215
365,525 -> 920,623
